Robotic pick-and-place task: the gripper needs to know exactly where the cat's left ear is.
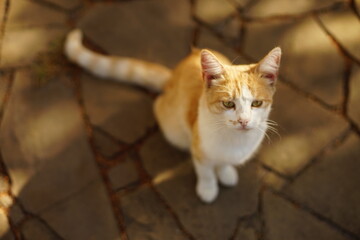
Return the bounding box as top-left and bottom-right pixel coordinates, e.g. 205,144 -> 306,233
257,47 -> 282,86
201,50 -> 224,87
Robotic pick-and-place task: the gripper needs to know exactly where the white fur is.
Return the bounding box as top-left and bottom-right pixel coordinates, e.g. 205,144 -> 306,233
64,29 -> 171,92
216,165 -> 238,186
195,86 -> 270,202
112,59 -> 130,79
93,57 -> 111,77
77,51 -> 93,67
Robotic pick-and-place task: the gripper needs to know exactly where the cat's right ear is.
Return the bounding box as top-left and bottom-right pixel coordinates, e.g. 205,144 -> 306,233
257,47 -> 282,86
201,50 -> 224,87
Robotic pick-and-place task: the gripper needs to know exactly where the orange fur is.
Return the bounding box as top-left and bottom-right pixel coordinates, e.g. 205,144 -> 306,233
64,29 -> 281,202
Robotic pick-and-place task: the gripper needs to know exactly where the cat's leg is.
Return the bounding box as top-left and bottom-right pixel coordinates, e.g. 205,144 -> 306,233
193,160 -> 219,203
216,164 -> 238,187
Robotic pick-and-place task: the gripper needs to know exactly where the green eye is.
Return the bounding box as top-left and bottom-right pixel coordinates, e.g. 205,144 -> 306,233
251,100 -> 263,108
223,101 -> 235,109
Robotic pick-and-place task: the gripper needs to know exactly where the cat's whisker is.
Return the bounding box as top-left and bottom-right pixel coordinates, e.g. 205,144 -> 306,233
266,119 -> 279,126
266,125 -> 281,140
231,56 -> 240,64
256,126 -> 271,144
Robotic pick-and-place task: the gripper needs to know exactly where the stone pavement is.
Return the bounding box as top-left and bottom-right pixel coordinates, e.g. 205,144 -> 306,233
0,0 -> 359,239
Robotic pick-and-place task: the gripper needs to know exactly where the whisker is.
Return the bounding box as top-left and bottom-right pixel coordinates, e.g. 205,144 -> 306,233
266,126 -> 281,140
256,126 -> 271,144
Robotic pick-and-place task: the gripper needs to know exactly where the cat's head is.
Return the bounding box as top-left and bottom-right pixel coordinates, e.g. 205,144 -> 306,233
200,47 -> 281,131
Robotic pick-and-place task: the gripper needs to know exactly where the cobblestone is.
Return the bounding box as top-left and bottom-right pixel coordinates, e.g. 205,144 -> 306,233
22,218 -> 61,240
78,0 -> 193,68
41,180 -> 120,240
285,133 -> 360,236
82,73 -> 155,144
0,71 -> 99,213
195,0 -> 236,24
245,0 -> 339,18
263,190 -> 349,240
122,186 -> 188,240
109,156 -> 139,191
7,0 -> 66,30
280,16 -> 344,106
92,127 -> 123,158
349,65 -> 360,126
1,28 -> 67,68
38,0 -> 81,11
258,82 -> 348,176
319,7 -> 360,60
0,0 -> 359,239
0,210 -> 11,240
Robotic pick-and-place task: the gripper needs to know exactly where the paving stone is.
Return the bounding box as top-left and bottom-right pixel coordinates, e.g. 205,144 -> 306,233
0,1 -> 7,32
121,186 -> 188,240
0,210 -> 11,240
93,128 -> 122,158
41,0 -> 82,10
234,224 -> 257,240
349,65 -> 360,126
245,0 -> 339,18
243,20 -> 296,60
197,27 -> 248,65
258,167 -> 288,191
285,133 -> 360,236
0,72 -> 10,109
140,132 -> 188,178
195,0 -> 237,23
8,202 -> 25,225
82,73 -> 155,144
109,156 -> 139,191
7,0 -> 66,29
257,82 -> 349,176
158,162 -> 261,240
141,132 -> 261,240
0,70 -> 99,214
78,0 -> 193,68
319,7 -> 360,60
263,190 -> 349,240
22,218 -> 61,240
1,28 -> 67,68
245,17 -> 344,106
41,180 -> 120,240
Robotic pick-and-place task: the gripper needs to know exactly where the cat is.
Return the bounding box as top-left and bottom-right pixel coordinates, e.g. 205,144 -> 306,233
64,29 -> 281,203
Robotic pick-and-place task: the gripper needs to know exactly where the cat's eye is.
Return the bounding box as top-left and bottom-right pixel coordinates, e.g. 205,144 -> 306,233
222,101 -> 235,109
251,100 -> 263,108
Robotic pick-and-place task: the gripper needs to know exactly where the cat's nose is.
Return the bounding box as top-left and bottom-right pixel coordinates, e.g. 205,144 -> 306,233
238,119 -> 249,127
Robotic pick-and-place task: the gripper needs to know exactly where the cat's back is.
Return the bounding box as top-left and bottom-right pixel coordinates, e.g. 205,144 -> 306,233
154,49 -> 231,150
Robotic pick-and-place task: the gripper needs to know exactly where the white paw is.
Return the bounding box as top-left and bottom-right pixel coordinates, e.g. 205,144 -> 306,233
216,165 -> 238,187
196,180 -> 219,203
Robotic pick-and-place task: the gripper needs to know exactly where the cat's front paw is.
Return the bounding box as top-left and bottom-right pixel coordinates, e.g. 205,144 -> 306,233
196,180 -> 219,203
216,165 -> 238,187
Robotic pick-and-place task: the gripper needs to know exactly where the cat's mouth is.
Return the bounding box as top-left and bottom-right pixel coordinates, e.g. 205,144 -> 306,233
236,126 -> 251,131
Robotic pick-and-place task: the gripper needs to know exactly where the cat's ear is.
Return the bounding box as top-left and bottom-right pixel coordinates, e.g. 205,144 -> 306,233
257,47 -> 281,86
201,50 -> 224,87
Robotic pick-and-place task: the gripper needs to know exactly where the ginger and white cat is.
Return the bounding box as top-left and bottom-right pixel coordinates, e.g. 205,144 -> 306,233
65,29 -> 281,203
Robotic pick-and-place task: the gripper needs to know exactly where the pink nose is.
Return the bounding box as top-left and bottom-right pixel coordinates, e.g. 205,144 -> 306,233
238,119 -> 249,127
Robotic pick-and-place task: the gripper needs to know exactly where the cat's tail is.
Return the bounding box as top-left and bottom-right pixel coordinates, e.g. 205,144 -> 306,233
64,29 -> 171,92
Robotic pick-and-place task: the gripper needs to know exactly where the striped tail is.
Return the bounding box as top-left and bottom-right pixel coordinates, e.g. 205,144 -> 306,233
64,29 -> 172,92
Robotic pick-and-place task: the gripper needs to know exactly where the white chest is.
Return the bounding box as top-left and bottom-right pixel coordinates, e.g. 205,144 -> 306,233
199,126 -> 265,165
